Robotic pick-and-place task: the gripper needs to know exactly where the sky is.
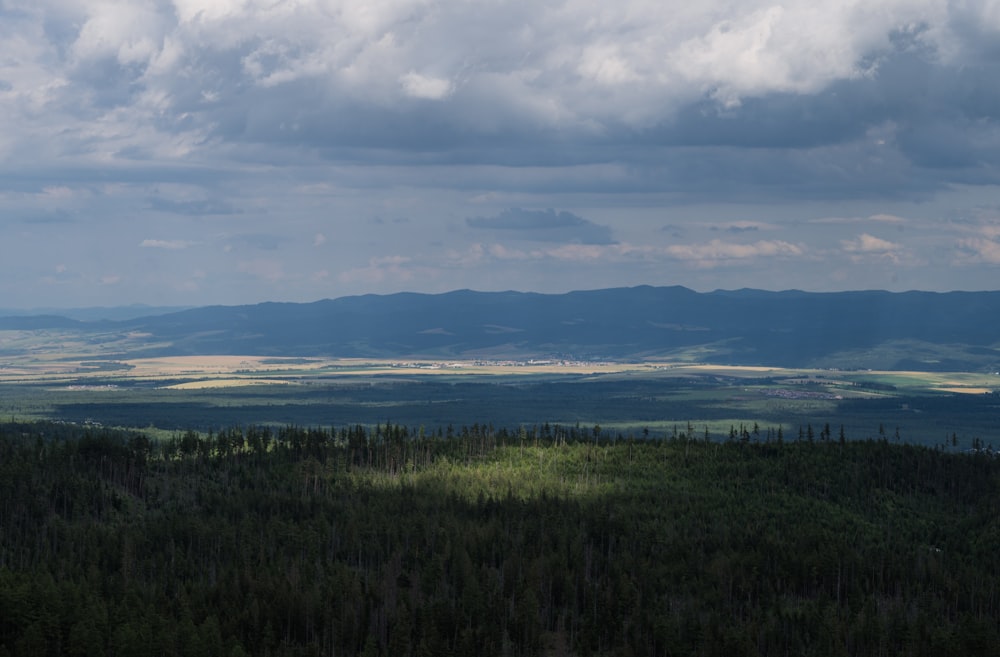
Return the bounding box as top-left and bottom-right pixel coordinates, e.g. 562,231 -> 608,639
2,0 -> 1000,308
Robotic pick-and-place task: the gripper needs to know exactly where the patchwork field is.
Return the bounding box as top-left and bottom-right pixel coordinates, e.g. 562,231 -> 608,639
0,348 -> 998,448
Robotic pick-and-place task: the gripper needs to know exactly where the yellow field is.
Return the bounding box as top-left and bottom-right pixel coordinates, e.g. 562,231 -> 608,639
0,354 -> 664,387
934,387 -> 994,395
1,352 -> 998,393
164,378 -> 297,390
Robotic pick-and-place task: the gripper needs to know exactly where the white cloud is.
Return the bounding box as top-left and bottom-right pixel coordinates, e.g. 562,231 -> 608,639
841,233 -> 904,264
841,233 -> 901,253
957,237 -> 1000,264
543,244 -> 606,261
450,238 -> 806,269
399,72 -> 452,100
664,239 -> 805,265
71,1 -> 165,66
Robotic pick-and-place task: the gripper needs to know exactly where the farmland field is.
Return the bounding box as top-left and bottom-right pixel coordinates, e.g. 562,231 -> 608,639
1,350 -> 998,448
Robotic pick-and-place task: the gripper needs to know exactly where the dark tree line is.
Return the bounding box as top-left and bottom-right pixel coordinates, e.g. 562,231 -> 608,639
1,420 -> 999,656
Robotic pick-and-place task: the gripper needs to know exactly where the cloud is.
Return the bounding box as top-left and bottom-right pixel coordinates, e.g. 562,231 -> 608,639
399,72 -> 452,100
140,239 -> 195,249
448,238 -> 807,269
5,0 -> 1000,305
543,244 -> 608,261
955,223 -> 1000,265
467,208 -> 615,245
956,237 -> 1000,264
664,239 -> 805,267
3,1 -> 1000,194
709,221 -> 776,234
487,243 -> 529,260
841,233 -> 902,253
841,233 -> 905,263
867,214 -> 908,224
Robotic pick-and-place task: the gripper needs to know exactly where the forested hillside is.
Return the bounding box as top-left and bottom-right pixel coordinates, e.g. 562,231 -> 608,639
1,422 -> 999,656
5,286 -> 1000,369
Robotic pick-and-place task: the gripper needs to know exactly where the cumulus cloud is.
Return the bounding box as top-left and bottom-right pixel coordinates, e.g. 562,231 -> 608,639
956,237 -> 1000,264
841,233 -> 901,252
467,208 -> 615,244
0,1 -> 996,204
446,238 -> 806,269
4,0 -> 1000,305
399,72 -> 452,100
841,233 -> 905,263
534,244 -> 604,261
7,0 -> 996,158
664,239 -> 805,266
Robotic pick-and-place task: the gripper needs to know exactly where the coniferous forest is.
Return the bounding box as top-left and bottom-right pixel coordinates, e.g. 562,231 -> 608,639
1,421 -> 999,656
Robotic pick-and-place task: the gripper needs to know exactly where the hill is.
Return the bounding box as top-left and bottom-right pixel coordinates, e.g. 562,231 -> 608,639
3,286 -> 1000,370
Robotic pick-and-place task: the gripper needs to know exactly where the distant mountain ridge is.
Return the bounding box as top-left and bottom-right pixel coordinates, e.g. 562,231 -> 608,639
0,304 -> 193,322
3,286 -> 1000,370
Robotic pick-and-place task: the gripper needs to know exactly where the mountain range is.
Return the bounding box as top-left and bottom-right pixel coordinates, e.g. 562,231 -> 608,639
2,286 -> 999,371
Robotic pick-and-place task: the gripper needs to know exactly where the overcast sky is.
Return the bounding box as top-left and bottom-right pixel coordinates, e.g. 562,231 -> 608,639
2,0 -> 1000,307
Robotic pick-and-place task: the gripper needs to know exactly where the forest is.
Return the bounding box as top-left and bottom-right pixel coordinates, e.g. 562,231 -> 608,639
1,420 -> 999,656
